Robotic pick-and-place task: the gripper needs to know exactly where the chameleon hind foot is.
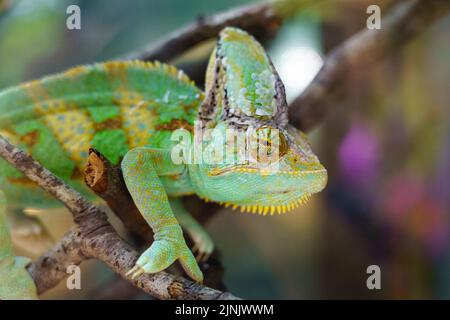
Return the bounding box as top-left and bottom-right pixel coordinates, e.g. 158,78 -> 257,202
0,257 -> 38,300
189,228 -> 214,263
126,225 -> 203,282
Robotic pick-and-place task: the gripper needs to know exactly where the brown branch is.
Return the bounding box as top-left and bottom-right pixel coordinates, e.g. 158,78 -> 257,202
0,137 -> 101,225
26,228 -> 85,295
289,0 -> 450,132
122,0 -> 328,63
82,227 -> 237,300
0,136 -> 239,300
87,275 -> 142,300
122,1 -> 283,62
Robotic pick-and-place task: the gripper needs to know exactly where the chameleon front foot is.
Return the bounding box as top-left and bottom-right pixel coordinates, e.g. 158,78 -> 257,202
126,233 -> 203,283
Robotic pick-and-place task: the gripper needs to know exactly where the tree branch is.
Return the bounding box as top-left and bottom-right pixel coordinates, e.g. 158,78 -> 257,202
26,228 -> 85,295
122,1 -> 283,62
289,0 -> 450,132
0,136 -> 239,300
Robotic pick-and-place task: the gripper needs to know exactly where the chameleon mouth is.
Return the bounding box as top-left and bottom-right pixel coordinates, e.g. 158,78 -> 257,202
202,194 -> 312,216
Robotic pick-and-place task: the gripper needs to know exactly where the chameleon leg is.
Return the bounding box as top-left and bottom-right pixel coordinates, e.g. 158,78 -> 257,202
0,191 -> 38,300
170,198 -> 214,262
121,148 -> 203,282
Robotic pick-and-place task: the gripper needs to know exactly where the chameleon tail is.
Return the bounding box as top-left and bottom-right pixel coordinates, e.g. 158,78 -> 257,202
0,190 -> 38,299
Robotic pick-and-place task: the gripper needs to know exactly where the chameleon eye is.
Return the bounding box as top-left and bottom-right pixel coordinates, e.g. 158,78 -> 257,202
254,127 -> 288,160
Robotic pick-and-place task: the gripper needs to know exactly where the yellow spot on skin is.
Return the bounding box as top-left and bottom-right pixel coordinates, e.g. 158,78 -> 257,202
0,130 -> 20,146
120,98 -> 156,149
22,80 -> 52,115
23,80 -> 93,168
21,80 -> 48,101
104,62 -> 157,149
63,65 -> 89,78
102,60 -> 194,85
43,108 -> 94,169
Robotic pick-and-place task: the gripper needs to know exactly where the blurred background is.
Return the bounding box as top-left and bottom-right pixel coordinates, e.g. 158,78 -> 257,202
1,0 -> 449,299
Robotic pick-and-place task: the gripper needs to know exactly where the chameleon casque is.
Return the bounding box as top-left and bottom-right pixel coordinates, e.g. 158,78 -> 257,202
0,27 -> 327,299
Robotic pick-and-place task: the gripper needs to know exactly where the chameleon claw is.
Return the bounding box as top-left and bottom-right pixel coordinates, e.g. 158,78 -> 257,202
201,252 -> 211,263
125,265 -> 137,277
195,249 -> 211,263
126,265 -> 145,279
196,251 -> 204,262
132,268 -> 146,279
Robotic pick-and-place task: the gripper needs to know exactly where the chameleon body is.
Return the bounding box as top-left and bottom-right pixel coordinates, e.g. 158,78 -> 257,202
0,27 -> 327,299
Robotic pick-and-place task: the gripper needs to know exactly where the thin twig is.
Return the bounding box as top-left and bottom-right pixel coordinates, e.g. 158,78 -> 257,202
26,228 -> 85,295
122,1 -> 283,62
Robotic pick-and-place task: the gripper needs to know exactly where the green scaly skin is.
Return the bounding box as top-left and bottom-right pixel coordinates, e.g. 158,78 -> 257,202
0,191 -> 37,299
0,27 -> 327,299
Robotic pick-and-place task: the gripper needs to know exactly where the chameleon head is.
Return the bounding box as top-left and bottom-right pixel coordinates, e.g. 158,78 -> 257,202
188,27 -> 327,215
188,123 -> 327,215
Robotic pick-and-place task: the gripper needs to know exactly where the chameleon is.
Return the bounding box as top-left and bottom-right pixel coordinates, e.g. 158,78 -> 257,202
0,27 -> 327,299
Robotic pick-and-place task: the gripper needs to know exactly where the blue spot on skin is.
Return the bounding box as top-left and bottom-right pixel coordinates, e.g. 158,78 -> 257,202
80,151 -> 88,158
57,115 -> 66,121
